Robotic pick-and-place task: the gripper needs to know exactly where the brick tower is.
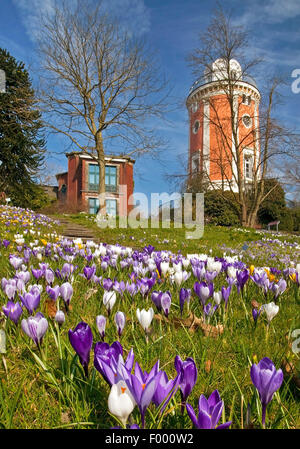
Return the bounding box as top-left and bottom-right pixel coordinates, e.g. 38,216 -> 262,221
186,58 -> 261,192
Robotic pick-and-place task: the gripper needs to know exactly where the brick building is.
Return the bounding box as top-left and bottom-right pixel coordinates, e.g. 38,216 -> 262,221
56,152 -> 135,216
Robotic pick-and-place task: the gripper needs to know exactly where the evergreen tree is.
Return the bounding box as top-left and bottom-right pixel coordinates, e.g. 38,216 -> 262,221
0,48 -> 45,205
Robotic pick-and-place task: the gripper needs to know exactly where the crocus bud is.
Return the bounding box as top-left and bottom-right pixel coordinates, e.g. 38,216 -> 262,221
213,291 -> 222,306
108,380 -> 136,427
68,322 -> 93,377
96,315 -> 106,339
55,310 -> 65,327
262,302 -> 279,324
136,307 -> 154,332
103,291 -> 117,315
114,311 -> 126,337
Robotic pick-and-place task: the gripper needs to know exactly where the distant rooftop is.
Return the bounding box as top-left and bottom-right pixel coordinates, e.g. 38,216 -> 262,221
65,152 -> 135,164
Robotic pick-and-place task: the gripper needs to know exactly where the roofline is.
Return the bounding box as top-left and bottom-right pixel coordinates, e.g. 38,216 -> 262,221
65,152 -> 135,164
187,79 -> 260,103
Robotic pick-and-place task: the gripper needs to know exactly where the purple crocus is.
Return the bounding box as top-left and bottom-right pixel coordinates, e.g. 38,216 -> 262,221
68,322 -> 93,377
115,311 -> 126,337
151,291 -> 163,312
19,291 -> 41,315
186,390 -> 232,429
236,269 -> 249,294
46,285 -> 60,301
161,291 -> 172,317
174,355 -> 198,414
94,341 -> 134,386
250,357 -> 283,428
194,281 -> 214,306
2,301 -> 23,324
124,360 -> 161,428
252,307 -> 262,325
152,371 -> 177,408
272,279 -> 287,301
96,315 -> 106,339
179,288 -> 191,316
83,265 -> 96,281
221,285 -> 231,310
60,282 -> 73,311
21,312 -> 48,347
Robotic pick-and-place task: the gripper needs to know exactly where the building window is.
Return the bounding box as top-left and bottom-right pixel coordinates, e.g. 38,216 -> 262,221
88,197 -> 99,214
105,165 -> 117,192
242,94 -> 251,105
192,120 -> 200,134
88,164 -> 99,191
191,102 -> 198,113
88,164 -> 117,192
244,155 -> 253,179
191,154 -> 200,173
61,184 -> 67,194
106,199 -> 117,216
242,114 -> 252,128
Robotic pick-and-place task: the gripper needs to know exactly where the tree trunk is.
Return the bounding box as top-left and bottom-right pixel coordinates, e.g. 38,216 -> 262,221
95,132 -> 106,215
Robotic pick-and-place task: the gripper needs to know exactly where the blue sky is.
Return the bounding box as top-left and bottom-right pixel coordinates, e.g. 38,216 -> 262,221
0,0 -> 300,204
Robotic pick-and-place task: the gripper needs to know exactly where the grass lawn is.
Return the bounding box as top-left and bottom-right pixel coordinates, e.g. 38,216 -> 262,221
0,206 -> 299,429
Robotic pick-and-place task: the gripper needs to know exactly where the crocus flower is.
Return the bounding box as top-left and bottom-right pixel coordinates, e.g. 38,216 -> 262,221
136,307 -> 154,333
236,269 -> 249,294
194,281 -> 214,306
60,282 -> 73,310
186,390 -> 232,429
115,311 -> 126,337
83,265 -> 96,281
94,341 -> 134,386
151,291 -> 162,312
179,288 -> 191,316
174,355 -> 198,413
250,357 -> 283,427
108,380 -> 136,428
96,315 -> 106,339
55,310 -> 65,327
272,279 -> 287,300
262,302 -> 279,324
46,285 -> 60,301
252,307 -> 262,324
2,301 -> 23,324
19,291 -> 41,315
21,312 -> 48,347
103,291 -> 117,315
213,291 -> 222,306
124,360 -> 161,428
161,291 -> 171,317
221,285 -> 231,310
68,322 -> 93,377
152,371 -> 177,408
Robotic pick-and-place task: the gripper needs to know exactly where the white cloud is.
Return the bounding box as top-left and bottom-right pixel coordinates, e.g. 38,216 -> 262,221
12,0 -> 151,42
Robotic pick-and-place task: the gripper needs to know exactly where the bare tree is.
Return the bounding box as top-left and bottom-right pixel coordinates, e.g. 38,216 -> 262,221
185,6 -> 298,227
36,0 -> 169,213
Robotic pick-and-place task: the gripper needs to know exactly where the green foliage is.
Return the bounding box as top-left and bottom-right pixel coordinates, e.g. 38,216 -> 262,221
204,190 -> 240,226
258,179 -> 286,225
9,183 -> 51,210
0,48 -> 45,202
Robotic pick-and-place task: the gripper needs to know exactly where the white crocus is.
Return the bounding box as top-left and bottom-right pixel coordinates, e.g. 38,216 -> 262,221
262,302 -> 279,323
213,291 -> 222,306
160,261 -> 169,276
103,291 -> 117,313
136,307 -> 154,332
108,380 -> 136,427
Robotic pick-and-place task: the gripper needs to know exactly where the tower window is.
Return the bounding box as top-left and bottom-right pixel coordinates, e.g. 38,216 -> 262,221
242,94 -> 251,105
242,114 -> 252,128
192,120 -> 200,134
244,154 -> 253,179
191,102 -> 198,113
